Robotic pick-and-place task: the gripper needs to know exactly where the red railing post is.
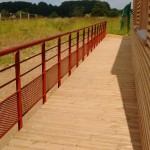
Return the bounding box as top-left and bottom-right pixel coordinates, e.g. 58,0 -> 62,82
82,29 -> 85,61
91,26 -> 93,52
97,24 -> 100,43
87,28 -> 90,57
99,23 -> 101,43
96,25 -> 98,45
58,37 -> 61,88
102,22 -> 104,39
100,23 -> 102,41
42,43 -> 46,104
76,31 -> 79,67
15,51 -> 23,130
94,25 -> 96,48
105,21 -> 107,36
69,34 -> 72,76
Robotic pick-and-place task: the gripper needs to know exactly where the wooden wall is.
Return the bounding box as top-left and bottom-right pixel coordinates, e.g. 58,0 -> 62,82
133,0 -> 148,29
147,2 -> 150,47
131,30 -> 150,150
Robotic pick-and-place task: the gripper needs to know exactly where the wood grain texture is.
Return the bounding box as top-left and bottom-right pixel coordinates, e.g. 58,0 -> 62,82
1,35 -> 142,150
132,31 -> 150,150
147,2 -> 150,47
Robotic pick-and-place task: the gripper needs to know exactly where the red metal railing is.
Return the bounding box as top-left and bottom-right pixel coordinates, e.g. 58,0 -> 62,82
0,21 -> 107,139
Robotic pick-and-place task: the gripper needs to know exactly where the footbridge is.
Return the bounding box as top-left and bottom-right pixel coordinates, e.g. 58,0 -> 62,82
0,21 -> 147,149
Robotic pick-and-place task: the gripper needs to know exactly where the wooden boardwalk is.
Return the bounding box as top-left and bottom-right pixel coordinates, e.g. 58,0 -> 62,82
2,35 -> 142,150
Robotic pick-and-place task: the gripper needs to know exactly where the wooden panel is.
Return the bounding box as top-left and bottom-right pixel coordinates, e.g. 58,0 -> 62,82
132,30 -> 150,150
147,2 -> 150,47
136,0 -> 141,28
133,0 -> 137,25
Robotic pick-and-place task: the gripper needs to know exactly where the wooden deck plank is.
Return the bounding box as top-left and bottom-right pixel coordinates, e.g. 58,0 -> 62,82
2,35 -> 142,150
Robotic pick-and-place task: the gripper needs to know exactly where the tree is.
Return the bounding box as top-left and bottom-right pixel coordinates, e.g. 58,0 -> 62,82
50,11 -> 58,18
72,6 -> 85,17
37,2 -> 49,16
1,9 -> 9,17
91,2 -> 104,16
28,4 -> 37,14
108,9 -> 120,17
0,1 -> 121,18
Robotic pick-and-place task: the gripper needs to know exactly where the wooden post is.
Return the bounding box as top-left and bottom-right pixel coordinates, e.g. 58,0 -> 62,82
42,43 -> 46,104
20,12 -> 22,19
0,13 -> 1,21
28,13 -> 30,19
15,51 -> 23,130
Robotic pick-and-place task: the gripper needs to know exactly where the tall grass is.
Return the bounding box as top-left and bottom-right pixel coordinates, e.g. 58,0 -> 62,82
0,17 -> 127,50
0,17 -> 128,66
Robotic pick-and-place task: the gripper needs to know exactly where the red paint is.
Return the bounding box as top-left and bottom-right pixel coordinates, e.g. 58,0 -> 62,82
69,34 -> 72,76
58,37 -> 61,88
15,51 -> 23,130
82,29 -> 85,61
42,43 -> 46,104
87,28 -> 90,56
76,31 -> 79,67
91,26 -> 93,52
94,25 -> 97,48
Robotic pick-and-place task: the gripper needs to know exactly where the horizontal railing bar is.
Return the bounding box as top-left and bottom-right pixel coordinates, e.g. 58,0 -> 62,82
21,73 -> 42,90
46,63 -> 58,72
20,52 -> 42,64
45,45 -> 58,52
21,63 -> 42,77
79,34 -> 83,37
79,39 -> 83,43
71,43 -> 77,48
71,37 -> 77,40
0,92 -> 18,105
0,64 -> 15,73
46,54 -> 58,62
61,48 -> 69,54
61,40 -> 69,45
0,78 -> 16,89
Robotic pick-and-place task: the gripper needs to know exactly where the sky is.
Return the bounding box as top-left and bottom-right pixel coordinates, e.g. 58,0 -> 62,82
0,0 -> 133,9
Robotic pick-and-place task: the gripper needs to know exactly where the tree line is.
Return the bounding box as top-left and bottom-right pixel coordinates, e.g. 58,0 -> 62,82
0,0 -> 121,18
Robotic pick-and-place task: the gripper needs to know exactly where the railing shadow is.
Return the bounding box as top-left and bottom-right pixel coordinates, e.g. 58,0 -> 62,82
111,37 -> 142,149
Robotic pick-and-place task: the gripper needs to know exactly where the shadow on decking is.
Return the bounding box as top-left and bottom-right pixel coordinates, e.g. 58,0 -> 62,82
111,37 -> 142,150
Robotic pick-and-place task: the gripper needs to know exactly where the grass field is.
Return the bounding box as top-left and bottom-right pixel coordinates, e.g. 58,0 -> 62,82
0,17 -> 128,66
0,17 -> 128,49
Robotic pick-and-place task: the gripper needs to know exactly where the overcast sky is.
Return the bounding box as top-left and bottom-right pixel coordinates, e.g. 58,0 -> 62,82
0,0 -> 132,9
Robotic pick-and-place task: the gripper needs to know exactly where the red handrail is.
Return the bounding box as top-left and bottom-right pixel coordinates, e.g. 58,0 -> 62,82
0,21 -> 107,140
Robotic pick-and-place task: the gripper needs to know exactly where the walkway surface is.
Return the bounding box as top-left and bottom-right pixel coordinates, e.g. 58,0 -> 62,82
2,35 -> 142,150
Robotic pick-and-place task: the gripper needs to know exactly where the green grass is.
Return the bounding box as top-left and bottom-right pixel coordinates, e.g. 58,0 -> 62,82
0,17 -> 129,66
